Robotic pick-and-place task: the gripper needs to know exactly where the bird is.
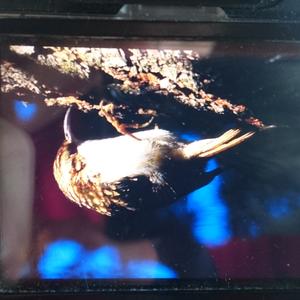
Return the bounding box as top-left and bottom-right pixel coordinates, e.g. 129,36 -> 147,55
53,107 -> 255,216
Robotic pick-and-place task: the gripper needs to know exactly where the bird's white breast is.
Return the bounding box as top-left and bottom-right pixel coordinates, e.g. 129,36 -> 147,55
77,129 -> 173,183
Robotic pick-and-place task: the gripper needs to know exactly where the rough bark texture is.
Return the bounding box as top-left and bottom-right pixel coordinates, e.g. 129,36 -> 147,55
1,45 -> 265,134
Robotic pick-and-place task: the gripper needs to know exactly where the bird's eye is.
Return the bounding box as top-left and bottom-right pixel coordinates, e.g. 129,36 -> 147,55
68,143 -> 77,155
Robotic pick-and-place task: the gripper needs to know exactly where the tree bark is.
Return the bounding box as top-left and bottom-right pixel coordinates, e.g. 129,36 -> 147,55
1,45 -> 265,134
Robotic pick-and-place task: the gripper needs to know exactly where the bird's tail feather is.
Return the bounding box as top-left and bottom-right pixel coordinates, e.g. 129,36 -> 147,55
182,129 -> 255,159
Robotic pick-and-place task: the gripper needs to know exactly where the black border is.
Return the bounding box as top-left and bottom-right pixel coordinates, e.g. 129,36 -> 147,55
2,278 -> 300,295
1,18 -> 300,41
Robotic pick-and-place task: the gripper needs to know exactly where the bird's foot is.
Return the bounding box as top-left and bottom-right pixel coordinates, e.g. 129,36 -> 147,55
98,100 -> 155,140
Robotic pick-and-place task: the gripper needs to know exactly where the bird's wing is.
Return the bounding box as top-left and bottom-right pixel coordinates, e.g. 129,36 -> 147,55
115,174 -> 178,214
70,174 -> 129,217
182,129 -> 255,159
